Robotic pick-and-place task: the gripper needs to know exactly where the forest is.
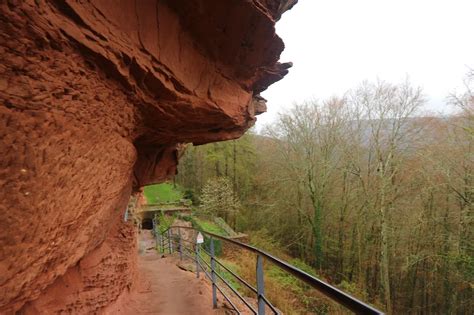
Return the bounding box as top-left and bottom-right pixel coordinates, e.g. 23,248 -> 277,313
175,76 -> 473,314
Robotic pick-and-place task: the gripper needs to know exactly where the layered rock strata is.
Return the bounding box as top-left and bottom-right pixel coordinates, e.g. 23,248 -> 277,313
0,0 -> 295,313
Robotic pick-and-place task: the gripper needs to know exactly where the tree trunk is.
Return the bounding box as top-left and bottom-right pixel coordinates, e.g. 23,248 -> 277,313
312,199 -> 323,270
379,171 -> 392,313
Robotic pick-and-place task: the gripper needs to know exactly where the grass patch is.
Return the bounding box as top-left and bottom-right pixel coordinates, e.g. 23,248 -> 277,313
193,217 -> 227,236
187,216 -> 227,256
289,258 -> 318,277
144,182 -> 183,204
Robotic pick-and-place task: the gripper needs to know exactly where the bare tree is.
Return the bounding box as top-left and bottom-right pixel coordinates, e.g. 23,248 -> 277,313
265,98 -> 350,269
347,80 -> 425,313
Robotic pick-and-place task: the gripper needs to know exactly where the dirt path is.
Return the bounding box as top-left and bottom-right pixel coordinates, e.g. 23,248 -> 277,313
114,231 -> 224,315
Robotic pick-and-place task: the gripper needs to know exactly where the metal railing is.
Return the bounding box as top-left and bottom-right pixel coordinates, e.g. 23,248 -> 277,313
155,225 -> 384,315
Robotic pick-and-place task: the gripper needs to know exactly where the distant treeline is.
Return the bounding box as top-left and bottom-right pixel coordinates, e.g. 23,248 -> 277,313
176,77 -> 473,314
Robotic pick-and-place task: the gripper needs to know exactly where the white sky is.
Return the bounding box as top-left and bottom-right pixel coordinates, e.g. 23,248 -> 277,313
258,0 -> 474,129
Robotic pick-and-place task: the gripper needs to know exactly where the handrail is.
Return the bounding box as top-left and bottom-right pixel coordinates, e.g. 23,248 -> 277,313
165,225 -> 383,315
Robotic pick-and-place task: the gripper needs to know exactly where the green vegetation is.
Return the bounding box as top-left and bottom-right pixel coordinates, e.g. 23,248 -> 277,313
176,75 -> 474,314
198,251 -> 243,292
189,216 -> 226,256
143,182 -> 183,204
187,214 -> 335,313
192,217 -> 227,236
216,258 -> 242,292
198,177 -> 240,228
154,211 -> 175,234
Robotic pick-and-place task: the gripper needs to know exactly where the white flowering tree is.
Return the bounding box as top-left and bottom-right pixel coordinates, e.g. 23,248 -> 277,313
199,177 -> 240,226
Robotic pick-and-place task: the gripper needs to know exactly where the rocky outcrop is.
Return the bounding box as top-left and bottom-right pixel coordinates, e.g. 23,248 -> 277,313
0,0 -> 295,313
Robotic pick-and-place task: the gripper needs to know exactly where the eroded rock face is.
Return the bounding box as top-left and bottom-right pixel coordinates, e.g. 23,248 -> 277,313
0,0 -> 295,313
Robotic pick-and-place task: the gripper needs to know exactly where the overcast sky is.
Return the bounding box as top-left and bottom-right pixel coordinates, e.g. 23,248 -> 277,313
258,0 -> 474,129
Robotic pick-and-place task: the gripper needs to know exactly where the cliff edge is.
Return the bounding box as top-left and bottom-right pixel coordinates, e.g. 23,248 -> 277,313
0,0 -> 296,313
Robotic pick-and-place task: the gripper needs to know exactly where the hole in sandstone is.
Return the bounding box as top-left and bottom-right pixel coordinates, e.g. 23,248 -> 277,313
141,218 -> 153,230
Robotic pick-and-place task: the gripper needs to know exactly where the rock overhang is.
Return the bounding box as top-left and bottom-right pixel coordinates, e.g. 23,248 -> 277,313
0,0 -> 296,313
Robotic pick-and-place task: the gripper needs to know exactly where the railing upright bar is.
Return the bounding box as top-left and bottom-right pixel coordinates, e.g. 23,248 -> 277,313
168,229 -> 172,254
196,242 -> 200,278
256,254 -> 265,315
178,227 -> 183,261
210,237 -> 217,309
156,231 -> 160,252
160,232 -> 164,253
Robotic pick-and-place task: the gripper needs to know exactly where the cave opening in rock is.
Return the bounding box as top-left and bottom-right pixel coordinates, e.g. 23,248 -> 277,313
142,218 -> 153,230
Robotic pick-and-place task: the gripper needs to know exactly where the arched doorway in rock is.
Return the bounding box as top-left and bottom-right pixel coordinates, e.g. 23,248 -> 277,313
142,218 -> 153,230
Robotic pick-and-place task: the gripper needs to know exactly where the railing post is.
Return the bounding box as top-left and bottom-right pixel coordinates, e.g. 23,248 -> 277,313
168,229 -> 172,254
155,229 -> 160,251
196,242 -> 200,278
178,227 -> 183,261
160,232 -> 164,253
210,237 -> 217,308
256,254 -> 265,315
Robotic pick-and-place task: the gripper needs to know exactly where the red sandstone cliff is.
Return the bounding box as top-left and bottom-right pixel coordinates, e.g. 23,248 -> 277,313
0,0 -> 296,313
